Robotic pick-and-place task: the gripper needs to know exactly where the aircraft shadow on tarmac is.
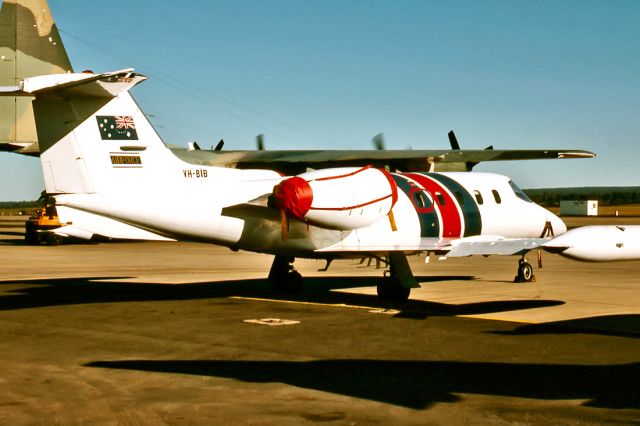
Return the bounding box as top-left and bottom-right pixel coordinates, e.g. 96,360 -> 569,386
85,358 -> 640,410
490,314 -> 640,339
0,275 -> 564,318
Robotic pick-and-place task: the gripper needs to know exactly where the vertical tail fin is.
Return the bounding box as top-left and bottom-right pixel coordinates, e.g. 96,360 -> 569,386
20,69 -> 282,243
24,70 -> 173,196
0,0 -> 72,155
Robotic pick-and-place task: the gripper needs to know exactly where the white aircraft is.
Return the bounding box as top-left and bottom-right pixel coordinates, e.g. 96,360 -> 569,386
7,68 -> 633,300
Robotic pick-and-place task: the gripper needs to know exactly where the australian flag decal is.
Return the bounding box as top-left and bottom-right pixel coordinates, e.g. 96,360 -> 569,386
96,116 -> 139,140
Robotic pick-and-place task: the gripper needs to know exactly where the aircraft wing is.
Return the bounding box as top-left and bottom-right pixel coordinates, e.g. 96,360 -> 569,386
316,235 -> 549,256
172,148 -> 596,174
445,236 -> 548,257
314,237 -> 454,253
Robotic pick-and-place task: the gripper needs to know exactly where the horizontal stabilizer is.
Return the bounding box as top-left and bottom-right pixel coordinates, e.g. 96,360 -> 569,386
55,206 -> 175,241
52,225 -> 94,240
0,69 -> 145,98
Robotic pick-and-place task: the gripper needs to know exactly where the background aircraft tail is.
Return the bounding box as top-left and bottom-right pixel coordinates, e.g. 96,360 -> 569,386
0,0 -> 72,155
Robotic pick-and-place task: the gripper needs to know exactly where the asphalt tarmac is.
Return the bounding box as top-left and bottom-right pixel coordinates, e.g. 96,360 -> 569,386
0,217 -> 639,424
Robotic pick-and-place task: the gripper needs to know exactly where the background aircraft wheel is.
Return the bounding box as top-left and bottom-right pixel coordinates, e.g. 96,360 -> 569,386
45,233 -> 61,246
24,231 -> 38,245
376,279 -> 410,301
516,260 -> 534,282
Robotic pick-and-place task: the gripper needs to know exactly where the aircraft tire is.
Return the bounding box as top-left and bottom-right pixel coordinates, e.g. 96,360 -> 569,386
516,261 -> 534,282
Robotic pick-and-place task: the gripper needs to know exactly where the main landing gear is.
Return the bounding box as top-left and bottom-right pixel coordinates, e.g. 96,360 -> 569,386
269,252 -> 420,301
514,256 -> 535,283
269,255 -> 303,293
376,252 -> 420,301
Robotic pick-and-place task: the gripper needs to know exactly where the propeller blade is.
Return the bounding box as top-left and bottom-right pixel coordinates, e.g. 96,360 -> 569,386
256,134 -> 265,151
372,133 -> 386,150
448,130 -> 460,150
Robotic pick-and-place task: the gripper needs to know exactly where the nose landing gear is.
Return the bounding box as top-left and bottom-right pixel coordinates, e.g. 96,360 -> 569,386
514,257 -> 535,283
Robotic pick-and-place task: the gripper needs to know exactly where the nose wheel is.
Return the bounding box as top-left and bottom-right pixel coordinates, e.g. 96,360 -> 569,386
514,257 -> 535,283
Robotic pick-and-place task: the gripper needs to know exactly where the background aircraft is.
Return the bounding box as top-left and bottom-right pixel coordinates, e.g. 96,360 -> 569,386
0,0 -> 71,155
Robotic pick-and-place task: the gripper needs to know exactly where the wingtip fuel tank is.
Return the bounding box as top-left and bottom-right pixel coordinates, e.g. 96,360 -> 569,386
543,225 -> 640,262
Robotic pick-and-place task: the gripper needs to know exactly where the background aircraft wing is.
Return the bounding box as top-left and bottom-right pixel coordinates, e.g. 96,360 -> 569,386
172,148 -> 596,174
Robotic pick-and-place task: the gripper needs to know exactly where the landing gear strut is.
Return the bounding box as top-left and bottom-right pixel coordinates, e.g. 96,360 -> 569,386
514,257 -> 535,283
269,255 -> 303,292
376,252 -> 419,301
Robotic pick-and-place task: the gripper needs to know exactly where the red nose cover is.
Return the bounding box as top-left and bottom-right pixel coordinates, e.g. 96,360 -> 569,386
273,176 -> 313,219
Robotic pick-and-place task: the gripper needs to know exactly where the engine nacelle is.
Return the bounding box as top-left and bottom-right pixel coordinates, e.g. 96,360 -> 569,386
543,225 -> 640,261
272,166 -> 398,231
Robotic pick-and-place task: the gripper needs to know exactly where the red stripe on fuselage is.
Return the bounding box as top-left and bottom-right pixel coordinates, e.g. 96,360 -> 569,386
404,173 -> 463,238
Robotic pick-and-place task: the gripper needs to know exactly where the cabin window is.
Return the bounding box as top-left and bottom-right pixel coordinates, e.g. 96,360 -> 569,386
412,190 -> 433,210
509,180 -> 533,203
492,189 -> 502,204
454,191 -> 465,206
435,192 -> 446,206
474,190 -> 483,205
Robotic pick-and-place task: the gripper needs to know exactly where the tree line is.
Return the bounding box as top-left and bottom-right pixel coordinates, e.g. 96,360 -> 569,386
0,200 -> 44,209
525,187 -> 640,207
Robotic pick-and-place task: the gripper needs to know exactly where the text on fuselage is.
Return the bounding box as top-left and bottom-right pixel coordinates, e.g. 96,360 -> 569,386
183,169 -> 208,178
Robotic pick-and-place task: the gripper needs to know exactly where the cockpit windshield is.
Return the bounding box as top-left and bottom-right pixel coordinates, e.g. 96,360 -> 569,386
509,180 -> 533,203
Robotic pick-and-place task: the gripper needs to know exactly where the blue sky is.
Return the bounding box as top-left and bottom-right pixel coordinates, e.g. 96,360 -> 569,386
2,0 -> 639,200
